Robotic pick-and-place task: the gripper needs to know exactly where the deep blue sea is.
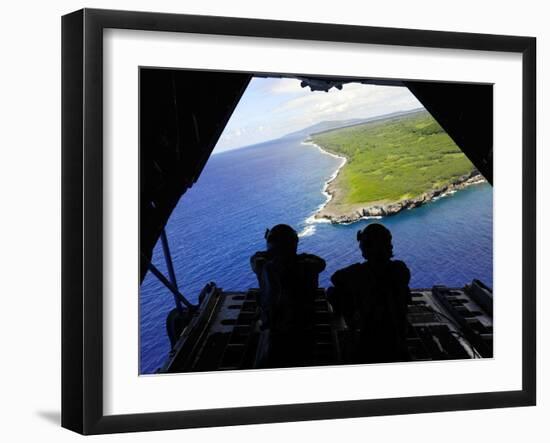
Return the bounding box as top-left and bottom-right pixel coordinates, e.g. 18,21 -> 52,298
140,137 -> 493,373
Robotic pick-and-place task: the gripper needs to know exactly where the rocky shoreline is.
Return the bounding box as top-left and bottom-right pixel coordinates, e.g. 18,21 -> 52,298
315,169 -> 486,224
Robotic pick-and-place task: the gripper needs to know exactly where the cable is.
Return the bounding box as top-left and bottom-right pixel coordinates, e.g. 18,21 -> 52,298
449,331 -> 480,358
422,305 -> 481,359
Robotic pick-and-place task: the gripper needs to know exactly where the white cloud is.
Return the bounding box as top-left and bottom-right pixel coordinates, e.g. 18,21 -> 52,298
276,83 -> 418,119
265,77 -> 303,94
215,80 -> 423,153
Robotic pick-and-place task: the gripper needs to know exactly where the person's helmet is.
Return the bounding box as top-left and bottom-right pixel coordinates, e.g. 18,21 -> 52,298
357,223 -> 393,261
265,224 -> 298,255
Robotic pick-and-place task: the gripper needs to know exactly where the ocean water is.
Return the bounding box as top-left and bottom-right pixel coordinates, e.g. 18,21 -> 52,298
140,137 -> 493,373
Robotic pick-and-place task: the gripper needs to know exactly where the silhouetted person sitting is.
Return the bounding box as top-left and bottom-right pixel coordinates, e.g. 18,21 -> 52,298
251,224 -> 326,368
327,223 -> 411,364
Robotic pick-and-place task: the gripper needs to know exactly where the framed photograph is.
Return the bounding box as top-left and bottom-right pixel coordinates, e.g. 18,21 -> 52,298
61,8 -> 536,434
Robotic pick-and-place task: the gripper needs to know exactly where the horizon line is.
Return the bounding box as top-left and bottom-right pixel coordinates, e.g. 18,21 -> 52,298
213,106 -> 426,156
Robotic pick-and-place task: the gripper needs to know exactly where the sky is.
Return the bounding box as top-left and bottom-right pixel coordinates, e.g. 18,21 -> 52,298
214,77 -> 423,153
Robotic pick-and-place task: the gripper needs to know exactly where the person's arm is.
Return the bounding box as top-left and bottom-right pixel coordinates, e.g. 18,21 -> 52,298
393,260 -> 412,305
250,251 -> 268,276
251,251 -> 272,328
328,264 -> 359,318
327,269 -> 342,312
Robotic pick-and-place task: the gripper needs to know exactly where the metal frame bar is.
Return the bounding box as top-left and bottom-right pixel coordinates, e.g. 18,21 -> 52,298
158,228 -> 185,311
146,259 -> 195,310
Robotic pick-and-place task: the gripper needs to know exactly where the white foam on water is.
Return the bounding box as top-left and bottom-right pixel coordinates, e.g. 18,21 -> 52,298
301,139 -> 348,228
298,225 -> 316,237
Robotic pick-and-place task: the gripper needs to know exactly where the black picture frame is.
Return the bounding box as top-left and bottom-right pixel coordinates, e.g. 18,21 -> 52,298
61,8 -> 536,435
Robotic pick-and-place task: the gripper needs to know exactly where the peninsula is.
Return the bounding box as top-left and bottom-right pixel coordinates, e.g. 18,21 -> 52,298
307,109 -> 486,224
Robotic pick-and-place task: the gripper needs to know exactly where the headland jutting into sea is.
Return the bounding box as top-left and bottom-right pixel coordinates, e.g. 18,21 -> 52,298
302,137 -> 486,224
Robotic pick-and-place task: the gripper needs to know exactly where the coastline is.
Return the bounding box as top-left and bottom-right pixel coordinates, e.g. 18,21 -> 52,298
303,137 -> 487,225
301,139 -> 347,215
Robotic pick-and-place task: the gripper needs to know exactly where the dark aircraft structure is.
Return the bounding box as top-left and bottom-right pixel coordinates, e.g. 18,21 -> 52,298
140,68 -> 493,373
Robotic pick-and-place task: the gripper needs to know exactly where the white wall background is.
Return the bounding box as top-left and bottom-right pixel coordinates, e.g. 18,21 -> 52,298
0,0 -> 546,441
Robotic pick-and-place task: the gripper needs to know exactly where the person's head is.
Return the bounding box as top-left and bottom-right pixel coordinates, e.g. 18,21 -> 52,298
265,224 -> 299,257
357,223 -> 393,263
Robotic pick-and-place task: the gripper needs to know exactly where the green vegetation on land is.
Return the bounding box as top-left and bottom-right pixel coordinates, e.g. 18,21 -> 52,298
310,110 -> 476,206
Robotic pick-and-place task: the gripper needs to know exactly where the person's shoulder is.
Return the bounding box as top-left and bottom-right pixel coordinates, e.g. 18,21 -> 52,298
331,262 -> 363,285
390,260 -> 410,272
339,262 -> 363,273
251,250 -> 268,261
297,253 -> 324,263
389,260 -> 411,283
297,253 -> 326,271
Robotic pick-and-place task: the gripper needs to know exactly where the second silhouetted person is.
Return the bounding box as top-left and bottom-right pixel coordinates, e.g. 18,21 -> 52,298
327,223 -> 411,364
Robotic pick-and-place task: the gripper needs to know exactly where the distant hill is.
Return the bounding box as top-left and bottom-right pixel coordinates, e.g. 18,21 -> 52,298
281,108 -> 424,140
